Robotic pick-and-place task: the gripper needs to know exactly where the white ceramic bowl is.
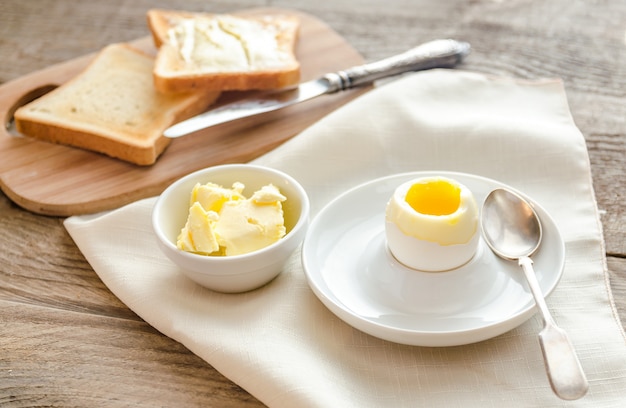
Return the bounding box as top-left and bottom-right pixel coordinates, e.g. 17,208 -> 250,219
152,164 -> 310,293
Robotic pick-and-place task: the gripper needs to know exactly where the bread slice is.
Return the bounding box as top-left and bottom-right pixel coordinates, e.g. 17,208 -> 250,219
147,9 -> 301,94
14,43 -> 220,165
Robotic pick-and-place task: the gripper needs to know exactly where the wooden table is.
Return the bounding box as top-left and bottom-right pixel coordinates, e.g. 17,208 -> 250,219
1,0 -> 624,406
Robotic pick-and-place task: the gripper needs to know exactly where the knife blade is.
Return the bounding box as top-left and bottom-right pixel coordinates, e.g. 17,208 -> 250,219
164,39 -> 470,138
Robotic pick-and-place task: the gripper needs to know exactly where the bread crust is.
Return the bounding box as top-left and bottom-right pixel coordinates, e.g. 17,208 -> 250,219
147,9 -> 301,94
14,43 -> 220,166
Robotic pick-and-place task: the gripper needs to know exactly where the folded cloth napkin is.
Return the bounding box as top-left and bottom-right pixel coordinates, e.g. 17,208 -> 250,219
65,69 -> 626,407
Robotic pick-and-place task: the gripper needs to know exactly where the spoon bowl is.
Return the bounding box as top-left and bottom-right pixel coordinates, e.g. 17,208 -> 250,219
481,188 -> 542,260
481,188 -> 588,400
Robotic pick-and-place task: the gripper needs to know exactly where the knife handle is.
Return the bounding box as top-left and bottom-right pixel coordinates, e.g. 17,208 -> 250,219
323,39 -> 470,91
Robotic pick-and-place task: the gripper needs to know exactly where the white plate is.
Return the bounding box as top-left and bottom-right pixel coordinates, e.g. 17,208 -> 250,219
302,171 -> 564,347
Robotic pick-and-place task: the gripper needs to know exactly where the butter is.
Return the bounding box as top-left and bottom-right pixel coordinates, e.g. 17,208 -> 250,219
177,182 -> 287,256
167,15 -> 291,70
191,182 -> 245,213
176,202 -> 220,254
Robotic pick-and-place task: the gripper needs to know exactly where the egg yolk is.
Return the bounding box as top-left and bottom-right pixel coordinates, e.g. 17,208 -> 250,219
405,180 -> 461,216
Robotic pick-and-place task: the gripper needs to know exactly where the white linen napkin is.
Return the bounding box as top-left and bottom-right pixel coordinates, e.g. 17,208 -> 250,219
65,69 -> 626,407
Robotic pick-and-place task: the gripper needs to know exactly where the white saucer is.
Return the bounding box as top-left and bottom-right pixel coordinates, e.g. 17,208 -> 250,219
301,171 -> 565,347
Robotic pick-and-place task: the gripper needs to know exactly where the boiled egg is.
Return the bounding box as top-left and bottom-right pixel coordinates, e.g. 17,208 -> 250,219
385,176 -> 479,271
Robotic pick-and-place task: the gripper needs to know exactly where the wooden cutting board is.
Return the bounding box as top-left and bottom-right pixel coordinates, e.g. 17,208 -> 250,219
0,8 -> 369,216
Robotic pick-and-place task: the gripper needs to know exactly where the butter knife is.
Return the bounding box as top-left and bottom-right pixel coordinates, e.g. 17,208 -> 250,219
164,39 -> 470,138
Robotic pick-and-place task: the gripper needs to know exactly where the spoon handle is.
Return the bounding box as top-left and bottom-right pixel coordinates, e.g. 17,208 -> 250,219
519,257 -> 589,400
539,324 -> 589,400
519,257 -> 555,326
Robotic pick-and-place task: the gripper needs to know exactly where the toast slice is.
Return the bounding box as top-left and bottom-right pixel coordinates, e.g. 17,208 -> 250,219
147,9 -> 301,93
14,43 -> 220,166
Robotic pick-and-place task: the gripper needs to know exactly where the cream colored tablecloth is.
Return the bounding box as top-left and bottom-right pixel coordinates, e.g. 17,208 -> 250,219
65,70 -> 626,407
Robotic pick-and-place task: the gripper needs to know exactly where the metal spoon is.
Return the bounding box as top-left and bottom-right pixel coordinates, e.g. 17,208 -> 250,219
481,188 -> 588,400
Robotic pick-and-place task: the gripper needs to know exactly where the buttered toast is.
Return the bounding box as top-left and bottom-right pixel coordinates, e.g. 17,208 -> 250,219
147,9 -> 301,93
14,43 -> 220,165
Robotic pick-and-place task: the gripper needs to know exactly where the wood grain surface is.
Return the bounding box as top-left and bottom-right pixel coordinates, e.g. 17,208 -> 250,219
1,0 -> 625,407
